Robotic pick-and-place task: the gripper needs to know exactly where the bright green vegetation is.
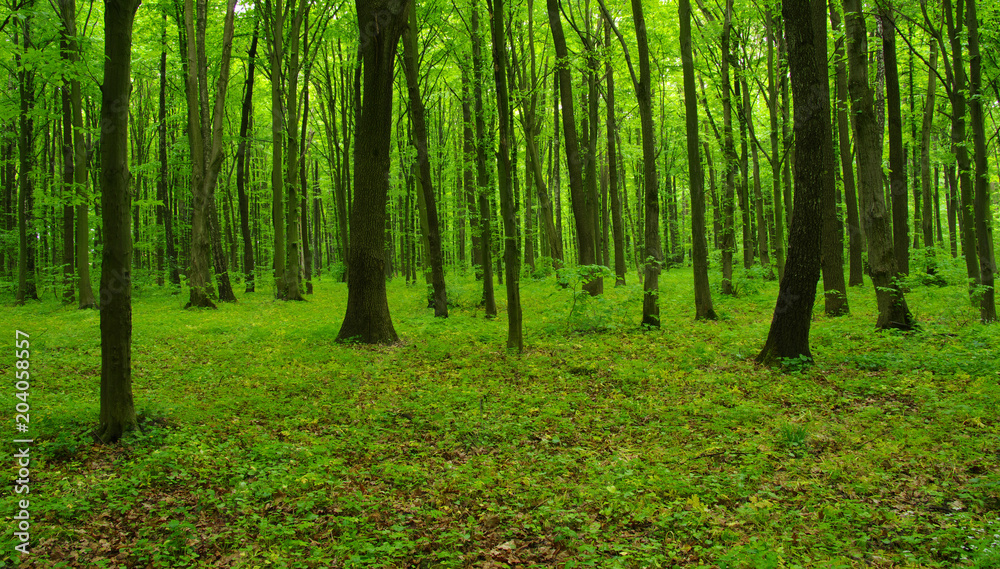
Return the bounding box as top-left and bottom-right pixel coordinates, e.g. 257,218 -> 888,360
2,261 -> 999,568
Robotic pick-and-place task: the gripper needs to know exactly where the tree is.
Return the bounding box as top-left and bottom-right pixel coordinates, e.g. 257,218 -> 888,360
966,0 -> 996,322
336,0 -> 411,344
844,0 -> 913,330
881,2 -> 909,276
15,0 -> 38,305
679,0 -> 715,320
236,22 -> 259,293
183,0 -> 238,308
402,3 -> 447,317
98,0 -> 142,442
757,0 -> 831,364
487,0 -> 522,351
547,0 -> 601,296
58,0 -> 97,308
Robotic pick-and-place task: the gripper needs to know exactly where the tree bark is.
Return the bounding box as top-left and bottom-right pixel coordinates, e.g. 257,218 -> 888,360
547,0 -> 601,295
236,23 -> 259,292
336,0 -> 409,344
604,24 -> 625,287
920,40 -> 937,252
471,4 -> 497,315
488,0 -> 522,351
98,0 -> 141,443
402,4 -> 447,317
882,3 -> 909,276
757,0 -> 830,364
844,0 -> 913,330
966,0 -> 996,322
680,0 -> 715,320
16,0 -> 38,305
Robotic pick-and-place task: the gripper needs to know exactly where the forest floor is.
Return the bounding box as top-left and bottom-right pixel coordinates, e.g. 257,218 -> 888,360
2,257 -> 999,568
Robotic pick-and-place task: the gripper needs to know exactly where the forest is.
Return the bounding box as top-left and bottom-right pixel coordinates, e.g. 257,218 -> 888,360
1,0 -> 1000,564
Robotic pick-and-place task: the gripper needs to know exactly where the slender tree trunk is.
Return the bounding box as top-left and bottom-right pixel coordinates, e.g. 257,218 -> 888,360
268,0 -> 286,297
336,0 -> 409,344
488,0 -> 522,350
743,76 -> 773,278
98,0 -> 141,442
719,0 -> 736,295
829,3 -> 863,287
547,0 -> 600,295
882,3 -> 909,276
766,9 -> 786,281
946,164 -> 958,257
680,0 -> 715,320
402,4 -> 447,316
844,0 -> 913,330
236,23 -> 258,292
920,41 -> 937,252
604,24 -> 625,287
16,1 -> 38,305
471,4 -> 497,314
460,67 -> 482,277
966,0 -> 996,322
157,28 -> 180,290
820,21 -> 849,317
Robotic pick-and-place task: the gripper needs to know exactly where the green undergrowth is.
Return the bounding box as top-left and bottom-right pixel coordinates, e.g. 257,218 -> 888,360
2,262 -> 999,568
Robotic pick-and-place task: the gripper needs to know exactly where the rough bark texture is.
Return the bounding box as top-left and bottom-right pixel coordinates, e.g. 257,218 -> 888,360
679,0 -> 716,320
757,0 -> 828,364
336,0 -> 409,344
720,0 -> 736,296
820,20 -> 849,317
402,4 -> 447,317
844,0 -> 913,330
98,0 -> 141,443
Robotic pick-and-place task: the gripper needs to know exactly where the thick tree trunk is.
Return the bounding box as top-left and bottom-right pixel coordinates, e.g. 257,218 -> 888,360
336,0 -> 409,344
402,4 -> 447,317
757,0 -> 829,364
547,0 -> 601,295
280,0 -> 307,301
967,0 -> 996,322
680,0 -> 715,320
98,0 -> 141,443
844,0 -> 913,330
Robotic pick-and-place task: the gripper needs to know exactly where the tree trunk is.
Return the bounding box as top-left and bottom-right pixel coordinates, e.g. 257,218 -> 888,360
844,0 -> 913,330
236,23 -> 258,292
547,0 -> 600,296
471,4 -> 497,314
268,0 -> 286,297
820,21 -> 849,317
402,4 -> 447,317
460,67 -> 482,276
488,0 -> 522,351
758,0 -> 831,364
829,3 -> 863,287
765,9 -> 787,281
742,75 -> 774,278
16,1 -> 38,305
336,0 -> 409,344
719,0 -> 736,295
98,0 -> 141,443
966,0 -> 996,322
920,40 -> 937,252
280,0 -> 307,301
604,24 -> 625,287
680,0 -> 715,320
882,3 -> 909,276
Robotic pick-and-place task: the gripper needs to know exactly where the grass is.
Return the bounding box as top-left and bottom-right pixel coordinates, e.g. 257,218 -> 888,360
1,257 -> 999,568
